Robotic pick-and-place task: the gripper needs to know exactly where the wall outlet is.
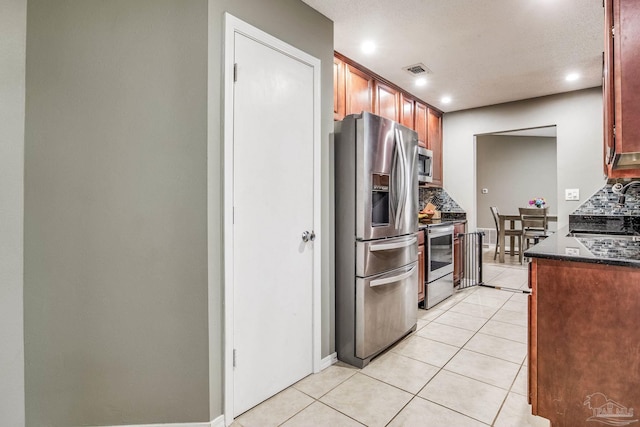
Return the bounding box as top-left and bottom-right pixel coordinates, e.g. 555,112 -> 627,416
565,247 -> 580,256
481,188 -> 489,194
565,188 -> 579,201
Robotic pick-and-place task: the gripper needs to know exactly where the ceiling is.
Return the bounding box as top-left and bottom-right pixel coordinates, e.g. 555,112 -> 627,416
301,0 -> 604,113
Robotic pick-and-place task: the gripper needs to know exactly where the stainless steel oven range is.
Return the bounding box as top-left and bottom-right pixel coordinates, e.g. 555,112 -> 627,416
425,224 -> 454,309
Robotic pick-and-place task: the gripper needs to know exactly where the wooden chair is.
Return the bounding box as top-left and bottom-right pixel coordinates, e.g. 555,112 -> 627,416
519,207 -> 549,263
490,206 -> 521,261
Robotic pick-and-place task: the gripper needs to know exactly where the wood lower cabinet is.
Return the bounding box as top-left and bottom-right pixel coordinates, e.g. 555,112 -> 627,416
428,108 -> 443,187
453,222 -> 465,285
417,230 -> 425,304
529,257 -> 640,426
603,0 -> 640,178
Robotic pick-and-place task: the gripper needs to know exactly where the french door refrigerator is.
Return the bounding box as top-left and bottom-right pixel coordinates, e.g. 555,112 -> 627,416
334,112 -> 419,368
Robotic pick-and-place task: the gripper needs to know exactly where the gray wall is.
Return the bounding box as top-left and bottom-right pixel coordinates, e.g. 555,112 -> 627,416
444,88 -> 605,231
476,135 -> 557,230
23,0 -> 333,425
24,1 -> 210,425
206,0 -> 334,418
0,0 -> 26,425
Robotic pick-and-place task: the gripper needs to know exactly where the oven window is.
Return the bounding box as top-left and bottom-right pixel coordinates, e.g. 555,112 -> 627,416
430,234 -> 453,271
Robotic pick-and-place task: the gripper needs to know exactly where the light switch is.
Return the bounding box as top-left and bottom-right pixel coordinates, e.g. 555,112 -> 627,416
482,188 -> 489,194
565,188 -> 580,201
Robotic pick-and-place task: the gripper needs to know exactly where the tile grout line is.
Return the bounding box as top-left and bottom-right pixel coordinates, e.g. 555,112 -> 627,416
275,262 -> 529,426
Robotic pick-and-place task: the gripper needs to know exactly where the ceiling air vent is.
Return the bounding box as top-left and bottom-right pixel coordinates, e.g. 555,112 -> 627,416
403,63 -> 432,76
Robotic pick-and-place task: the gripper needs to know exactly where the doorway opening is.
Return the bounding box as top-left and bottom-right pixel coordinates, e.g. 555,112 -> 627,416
475,125 -> 558,248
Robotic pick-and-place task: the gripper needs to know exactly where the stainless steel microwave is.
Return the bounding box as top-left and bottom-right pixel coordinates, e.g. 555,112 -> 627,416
417,147 -> 433,183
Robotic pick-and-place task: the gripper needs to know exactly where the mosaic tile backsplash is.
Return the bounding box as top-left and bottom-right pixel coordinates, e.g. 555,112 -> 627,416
571,181 -> 640,216
569,180 -> 640,235
419,187 -> 465,214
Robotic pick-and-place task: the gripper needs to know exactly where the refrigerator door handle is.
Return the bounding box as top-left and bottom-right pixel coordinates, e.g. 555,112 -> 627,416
369,236 -> 417,252
370,265 -> 416,287
393,127 -> 407,229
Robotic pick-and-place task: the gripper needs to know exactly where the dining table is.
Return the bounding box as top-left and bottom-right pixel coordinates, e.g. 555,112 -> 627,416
498,213 -> 558,263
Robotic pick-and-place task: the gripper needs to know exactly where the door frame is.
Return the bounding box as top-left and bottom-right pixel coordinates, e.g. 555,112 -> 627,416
214,12 -> 322,425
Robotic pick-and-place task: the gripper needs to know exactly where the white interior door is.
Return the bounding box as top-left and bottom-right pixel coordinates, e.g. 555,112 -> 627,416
231,30 -> 316,416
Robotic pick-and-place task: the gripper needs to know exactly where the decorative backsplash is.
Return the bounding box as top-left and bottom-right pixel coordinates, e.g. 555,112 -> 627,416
577,236 -> 640,261
419,187 -> 465,213
571,181 -> 640,216
569,180 -> 640,235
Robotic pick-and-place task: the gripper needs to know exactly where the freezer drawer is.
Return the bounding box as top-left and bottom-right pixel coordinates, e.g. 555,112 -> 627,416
356,234 -> 418,277
355,262 -> 418,359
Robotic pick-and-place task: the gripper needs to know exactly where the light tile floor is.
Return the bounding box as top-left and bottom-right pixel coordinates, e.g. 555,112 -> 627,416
232,246 -> 550,427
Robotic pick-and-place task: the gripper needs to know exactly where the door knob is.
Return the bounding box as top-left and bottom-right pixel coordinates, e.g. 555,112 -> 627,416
302,231 -> 310,242
309,231 -> 316,241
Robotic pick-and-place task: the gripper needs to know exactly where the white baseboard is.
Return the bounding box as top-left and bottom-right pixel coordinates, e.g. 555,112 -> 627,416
320,352 -> 338,370
88,421 -> 215,427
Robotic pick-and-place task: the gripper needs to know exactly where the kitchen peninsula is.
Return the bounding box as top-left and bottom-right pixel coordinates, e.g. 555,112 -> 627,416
525,229 -> 640,427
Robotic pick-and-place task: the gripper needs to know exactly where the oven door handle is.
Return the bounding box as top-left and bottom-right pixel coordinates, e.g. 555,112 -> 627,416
428,225 -> 454,237
369,236 -> 417,252
370,265 -> 416,287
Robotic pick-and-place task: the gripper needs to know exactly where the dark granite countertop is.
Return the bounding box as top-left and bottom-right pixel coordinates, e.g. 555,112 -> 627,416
524,226 -> 640,268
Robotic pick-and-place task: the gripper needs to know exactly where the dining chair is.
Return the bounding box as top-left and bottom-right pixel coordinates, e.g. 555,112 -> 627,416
490,206 -> 521,261
519,206 -> 549,263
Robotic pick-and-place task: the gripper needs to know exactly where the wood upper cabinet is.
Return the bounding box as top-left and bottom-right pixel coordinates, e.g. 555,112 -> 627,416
344,63 -> 374,116
604,0 -> 640,178
333,56 -> 345,121
399,94 -> 414,130
428,108 -> 443,187
414,101 -> 428,148
374,81 -> 400,122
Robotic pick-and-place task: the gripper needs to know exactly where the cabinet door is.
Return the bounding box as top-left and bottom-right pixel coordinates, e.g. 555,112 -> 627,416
428,108 -> 443,187
333,57 -> 345,121
606,0 -> 640,177
615,0 -> 640,153
603,1 -> 614,172
399,93 -> 414,130
414,102 -> 428,148
345,64 -> 374,116
374,81 -> 399,122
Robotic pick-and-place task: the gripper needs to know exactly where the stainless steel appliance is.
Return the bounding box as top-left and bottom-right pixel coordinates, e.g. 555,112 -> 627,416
334,112 -> 419,368
425,224 -> 454,309
417,147 -> 433,184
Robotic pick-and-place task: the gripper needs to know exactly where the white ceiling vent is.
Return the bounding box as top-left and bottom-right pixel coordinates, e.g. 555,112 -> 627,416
403,63 -> 432,76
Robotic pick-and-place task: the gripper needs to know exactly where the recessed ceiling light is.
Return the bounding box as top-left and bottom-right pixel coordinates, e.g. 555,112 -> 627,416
415,77 -> 427,87
441,95 -> 452,104
361,41 -> 376,55
566,73 -> 580,82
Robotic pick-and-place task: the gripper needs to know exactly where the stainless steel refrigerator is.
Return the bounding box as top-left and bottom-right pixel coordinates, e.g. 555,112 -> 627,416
334,112 -> 419,368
